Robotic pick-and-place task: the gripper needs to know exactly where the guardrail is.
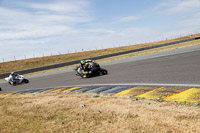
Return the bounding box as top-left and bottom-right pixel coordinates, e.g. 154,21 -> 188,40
0,37 -> 199,79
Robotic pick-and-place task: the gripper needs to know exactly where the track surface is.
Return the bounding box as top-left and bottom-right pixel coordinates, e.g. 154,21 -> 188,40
1,46 -> 200,94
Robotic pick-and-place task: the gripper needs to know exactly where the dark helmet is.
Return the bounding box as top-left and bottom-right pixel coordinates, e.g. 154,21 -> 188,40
80,60 -> 86,65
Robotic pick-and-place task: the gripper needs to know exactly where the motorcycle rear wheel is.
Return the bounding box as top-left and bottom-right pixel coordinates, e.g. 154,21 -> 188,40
12,82 -> 16,86
100,69 -> 108,75
24,79 -> 29,83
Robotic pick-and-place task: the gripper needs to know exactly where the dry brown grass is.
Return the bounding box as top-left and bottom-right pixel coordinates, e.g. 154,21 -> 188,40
0,93 -> 199,133
0,33 -> 200,74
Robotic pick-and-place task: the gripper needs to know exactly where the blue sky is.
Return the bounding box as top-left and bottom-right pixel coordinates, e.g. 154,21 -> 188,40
0,0 -> 200,62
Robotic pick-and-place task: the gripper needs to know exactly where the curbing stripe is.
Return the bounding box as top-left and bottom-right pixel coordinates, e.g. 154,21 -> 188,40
116,86 -> 161,96
136,87 -> 164,98
14,89 -> 45,94
161,88 -> 200,103
61,87 -> 83,92
100,86 -> 135,94
1,85 -> 200,103
26,89 -> 44,93
160,88 -> 194,99
59,87 -> 71,92
86,86 -> 117,93
0,91 -> 19,96
115,87 -> 137,95
34,88 -> 53,93
41,88 -> 56,93
50,88 -> 65,92
131,86 -> 190,99
71,86 -> 101,93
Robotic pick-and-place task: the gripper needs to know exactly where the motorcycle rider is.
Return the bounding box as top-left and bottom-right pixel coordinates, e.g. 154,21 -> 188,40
75,59 -> 107,78
78,59 -> 93,78
8,72 -> 19,82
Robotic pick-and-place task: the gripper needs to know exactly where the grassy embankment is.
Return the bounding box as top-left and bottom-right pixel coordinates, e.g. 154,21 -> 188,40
0,93 -> 199,133
0,33 -> 200,74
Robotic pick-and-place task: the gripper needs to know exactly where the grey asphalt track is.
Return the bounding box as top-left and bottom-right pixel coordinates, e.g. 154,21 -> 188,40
1,45 -> 200,93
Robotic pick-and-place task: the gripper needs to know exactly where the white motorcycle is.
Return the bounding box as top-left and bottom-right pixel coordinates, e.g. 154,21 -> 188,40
5,75 -> 29,86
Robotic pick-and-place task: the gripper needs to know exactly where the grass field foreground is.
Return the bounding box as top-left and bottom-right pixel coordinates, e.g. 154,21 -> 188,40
0,33 -> 200,74
0,93 -> 199,133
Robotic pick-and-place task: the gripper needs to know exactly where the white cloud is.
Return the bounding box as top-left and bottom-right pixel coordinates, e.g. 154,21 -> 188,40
177,12 -> 200,27
118,16 -> 139,23
0,0 -> 91,41
155,0 -> 200,15
0,25 -> 72,40
25,0 -> 89,13
66,27 -> 152,48
0,0 -> 93,61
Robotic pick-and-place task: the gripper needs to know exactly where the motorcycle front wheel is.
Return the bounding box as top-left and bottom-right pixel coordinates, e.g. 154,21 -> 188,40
23,79 -> 29,83
100,69 -> 108,75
